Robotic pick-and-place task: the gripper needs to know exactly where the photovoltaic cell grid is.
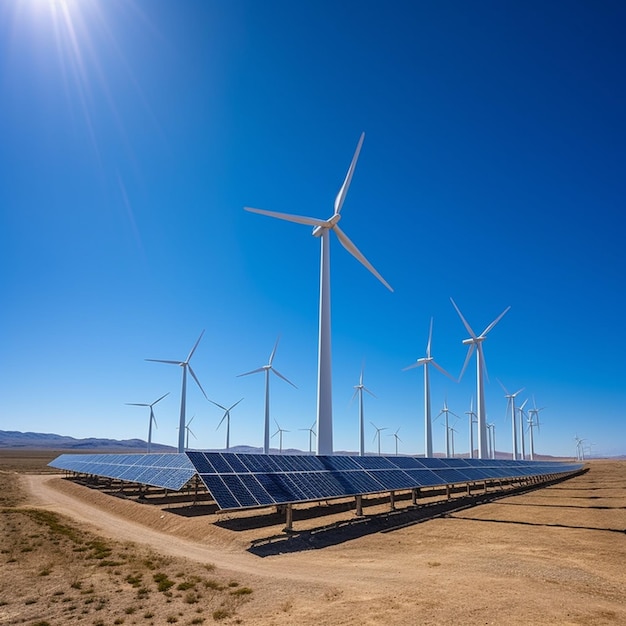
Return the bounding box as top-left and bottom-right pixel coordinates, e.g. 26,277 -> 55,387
186,452 -> 583,511
49,452 -> 582,511
49,453 -> 196,491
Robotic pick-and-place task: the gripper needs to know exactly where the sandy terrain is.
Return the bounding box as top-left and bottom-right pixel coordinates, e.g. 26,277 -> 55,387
3,458 -> 625,625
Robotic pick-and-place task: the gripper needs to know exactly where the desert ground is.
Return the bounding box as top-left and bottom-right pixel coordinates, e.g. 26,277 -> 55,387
1,451 -> 625,625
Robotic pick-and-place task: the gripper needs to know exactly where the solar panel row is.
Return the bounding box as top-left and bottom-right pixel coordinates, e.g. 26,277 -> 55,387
186,452 -> 583,511
49,452 -> 582,511
49,453 -> 196,491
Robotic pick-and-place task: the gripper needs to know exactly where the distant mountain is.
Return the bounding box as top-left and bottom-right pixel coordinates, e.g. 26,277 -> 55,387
0,430 -> 175,452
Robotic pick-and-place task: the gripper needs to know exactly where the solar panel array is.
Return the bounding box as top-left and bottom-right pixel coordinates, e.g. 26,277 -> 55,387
187,452 -> 583,511
49,453 -> 196,491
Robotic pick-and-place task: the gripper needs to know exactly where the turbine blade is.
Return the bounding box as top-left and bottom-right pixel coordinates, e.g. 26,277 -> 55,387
237,367 -> 265,377
351,388 -> 359,403
431,359 -> 456,381
152,392 -> 170,406
478,343 -> 490,383
458,344 -> 476,382
186,329 -> 205,362
363,386 -> 377,398
513,387 -> 525,397
270,367 -> 297,388
229,398 -> 244,411
333,225 -> 393,292
481,306 -> 511,336
450,298 -> 476,338
402,361 -> 423,371
216,413 -> 228,429
208,399 -> 227,411
244,207 -> 327,228
145,359 -> 181,365
188,364 -> 208,399
334,132 -> 365,215
497,378 -> 509,395
126,403 -> 149,406
426,317 -> 433,358
269,335 -> 280,365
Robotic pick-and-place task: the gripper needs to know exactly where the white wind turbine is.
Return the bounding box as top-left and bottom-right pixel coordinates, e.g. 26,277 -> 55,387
299,421 -> 316,454
403,318 -> 455,458
435,398 -> 460,458
450,298 -> 510,460
272,419 -> 289,454
517,399 -> 529,460
448,425 -> 459,458
237,336 -> 296,455
371,422 -> 388,456
389,428 -> 402,456
245,133 -> 392,455
465,397 -> 478,459
527,398 -> 545,461
184,416 -> 197,450
498,380 -> 525,460
487,422 -> 496,459
209,398 -> 244,451
126,392 -> 169,454
352,366 -> 376,457
146,331 -> 208,453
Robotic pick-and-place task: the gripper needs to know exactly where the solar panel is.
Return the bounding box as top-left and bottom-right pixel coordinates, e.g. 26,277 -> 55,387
49,451 -> 583,512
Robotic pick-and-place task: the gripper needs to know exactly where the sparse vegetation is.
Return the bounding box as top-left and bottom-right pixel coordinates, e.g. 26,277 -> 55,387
0,468 -> 254,625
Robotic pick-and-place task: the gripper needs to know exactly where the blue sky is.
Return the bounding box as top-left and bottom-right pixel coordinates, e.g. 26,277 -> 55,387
1,0 -> 624,458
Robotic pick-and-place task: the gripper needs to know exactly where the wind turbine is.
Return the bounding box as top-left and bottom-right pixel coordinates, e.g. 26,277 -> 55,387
498,380 -> 525,461
451,299 -> 510,460
245,133 -> 392,455
448,425 -> 459,458
371,422 -> 388,456
465,397 -> 478,459
352,366 -> 376,457
299,421 -> 316,454
237,336 -> 296,455
575,435 -> 586,461
184,416 -> 196,450
272,419 -> 289,454
146,331 -> 208,453
487,422 -> 496,459
435,398 -> 460,458
209,398 -> 243,451
126,392 -> 169,454
403,318 -> 455,458
389,428 -> 402,456
517,398 -> 529,460
527,398 -> 545,461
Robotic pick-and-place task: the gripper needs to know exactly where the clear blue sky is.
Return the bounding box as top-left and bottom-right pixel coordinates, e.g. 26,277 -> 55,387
1,0 -> 624,458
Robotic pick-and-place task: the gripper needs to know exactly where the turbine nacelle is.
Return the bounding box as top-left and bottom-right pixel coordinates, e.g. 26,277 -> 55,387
312,214 -> 341,237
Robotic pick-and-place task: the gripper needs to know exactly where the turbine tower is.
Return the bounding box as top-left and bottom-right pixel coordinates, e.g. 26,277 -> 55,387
451,299 -> 510,459
517,398 -> 529,460
498,380 -> 525,460
245,133 -> 392,455
389,428 -> 402,455
487,422 -> 496,459
527,398 -> 545,461
403,318 -> 454,458
299,421 -> 316,454
126,392 -> 169,454
352,366 -> 376,457
146,331 -> 208,453
435,398 -> 459,458
210,398 -> 243,451
184,416 -> 196,450
272,419 -> 289,454
237,336 -> 296,455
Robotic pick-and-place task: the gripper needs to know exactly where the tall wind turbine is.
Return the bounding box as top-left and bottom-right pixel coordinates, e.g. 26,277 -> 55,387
389,428 -> 402,455
126,392 -> 169,454
245,133 -> 392,455
146,331 -> 208,453
465,397 -> 477,459
517,398 -> 529,460
527,398 -> 545,461
452,299 -> 510,459
185,416 -> 196,450
210,398 -> 243,451
371,422 -> 387,456
498,380 -> 525,460
237,336 -> 296,454
487,422 -> 496,459
403,318 -> 454,458
272,419 -> 289,454
299,421 -> 316,454
352,366 -> 376,457
435,398 -> 460,458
